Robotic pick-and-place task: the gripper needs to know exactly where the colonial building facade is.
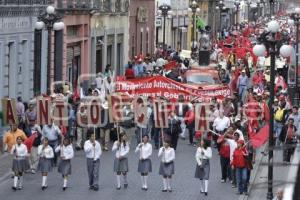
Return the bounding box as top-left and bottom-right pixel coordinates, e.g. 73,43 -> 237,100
0,1 -> 49,102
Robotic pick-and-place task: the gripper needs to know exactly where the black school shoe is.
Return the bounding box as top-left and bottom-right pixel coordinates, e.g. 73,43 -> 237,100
124,183 -> 128,189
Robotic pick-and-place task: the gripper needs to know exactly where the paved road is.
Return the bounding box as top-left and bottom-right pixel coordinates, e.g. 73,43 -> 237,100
0,139 -> 238,200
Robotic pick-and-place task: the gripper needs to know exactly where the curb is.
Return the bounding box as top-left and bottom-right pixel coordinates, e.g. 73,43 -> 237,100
238,144 -> 267,200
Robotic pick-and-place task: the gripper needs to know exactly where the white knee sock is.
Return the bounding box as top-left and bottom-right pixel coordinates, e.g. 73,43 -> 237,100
13,176 -> 18,187
204,180 -> 209,192
163,178 -> 167,190
167,178 -> 172,190
42,176 -> 47,186
63,178 -> 67,187
144,175 -> 148,188
199,180 -> 204,192
116,175 -> 121,187
18,176 -> 23,188
141,176 -> 145,188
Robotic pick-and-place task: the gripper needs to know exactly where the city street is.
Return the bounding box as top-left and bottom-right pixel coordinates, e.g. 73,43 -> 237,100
0,139 -> 237,200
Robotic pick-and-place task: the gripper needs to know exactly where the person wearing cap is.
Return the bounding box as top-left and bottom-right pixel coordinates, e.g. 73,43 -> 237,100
231,140 -> 248,195
233,118 -> 245,141
225,129 -> 240,188
237,70 -> 249,103
287,106 -> 300,132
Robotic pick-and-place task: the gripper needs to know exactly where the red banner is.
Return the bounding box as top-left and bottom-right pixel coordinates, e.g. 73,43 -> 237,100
115,76 -> 230,102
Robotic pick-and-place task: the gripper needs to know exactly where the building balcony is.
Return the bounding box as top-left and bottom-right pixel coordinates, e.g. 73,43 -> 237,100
0,0 -> 53,5
56,0 -> 129,14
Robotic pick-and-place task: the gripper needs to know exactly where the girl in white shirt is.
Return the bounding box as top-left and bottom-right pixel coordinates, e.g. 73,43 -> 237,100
11,136 -> 29,190
158,140 -> 175,192
55,138 -> 74,191
194,139 -> 212,196
135,135 -> 153,190
37,137 -> 54,190
112,132 -> 130,190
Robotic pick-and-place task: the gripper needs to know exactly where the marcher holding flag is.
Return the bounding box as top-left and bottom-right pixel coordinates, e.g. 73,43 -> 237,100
37,137 -> 54,190
84,132 -> 102,191
135,135 -> 153,190
112,132 -> 130,190
194,139 -> 212,196
55,137 -> 74,191
11,136 -> 30,191
158,140 -> 175,192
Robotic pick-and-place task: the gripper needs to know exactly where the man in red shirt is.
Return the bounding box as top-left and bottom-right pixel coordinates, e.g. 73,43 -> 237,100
232,140 -> 248,195
217,135 -> 231,183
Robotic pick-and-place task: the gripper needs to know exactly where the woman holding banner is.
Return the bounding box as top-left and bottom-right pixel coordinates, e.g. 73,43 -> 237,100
158,140 -> 175,192
11,136 -> 30,190
37,137 -> 54,190
55,138 -> 74,191
135,135 -> 153,190
112,132 -> 130,190
194,139 -> 212,196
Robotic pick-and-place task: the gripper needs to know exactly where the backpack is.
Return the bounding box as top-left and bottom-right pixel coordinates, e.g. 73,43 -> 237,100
274,108 -> 285,121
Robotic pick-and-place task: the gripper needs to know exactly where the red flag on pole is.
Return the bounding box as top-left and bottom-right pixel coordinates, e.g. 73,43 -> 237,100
250,123 -> 269,149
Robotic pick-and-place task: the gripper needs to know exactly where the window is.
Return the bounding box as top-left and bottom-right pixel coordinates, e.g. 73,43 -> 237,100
131,35 -> 135,58
146,30 -> 149,54
140,30 -> 143,54
67,25 -> 79,37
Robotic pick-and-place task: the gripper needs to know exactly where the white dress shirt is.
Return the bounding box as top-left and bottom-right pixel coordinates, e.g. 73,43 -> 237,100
55,145 -> 74,160
135,143 -> 152,160
112,141 -> 130,159
38,145 -> 54,159
84,140 -> 102,161
213,116 -> 230,132
195,147 -> 212,166
11,144 -> 28,158
158,147 -> 175,163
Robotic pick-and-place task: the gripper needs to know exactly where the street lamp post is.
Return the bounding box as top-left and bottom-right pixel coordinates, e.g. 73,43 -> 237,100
253,21 -> 294,200
158,4 -> 172,52
290,8 -> 300,105
189,0 -> 200,53
234,0 -> 240,29
35,5 -> 64,95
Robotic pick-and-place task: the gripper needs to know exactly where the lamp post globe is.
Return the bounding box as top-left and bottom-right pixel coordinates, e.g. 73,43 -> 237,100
53,22 -> 65,31
280,45 -> 293,58
253,44 -> 266,57
267,20 -> 280,33
46,5 -> 55,15
35,21 -> 45,30
295,7 -> 300,14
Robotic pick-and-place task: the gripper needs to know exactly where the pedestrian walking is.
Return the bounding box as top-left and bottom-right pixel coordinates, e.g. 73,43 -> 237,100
55,138 -> 74,191
194,139 -> 212,196
166,111 -> 181,150
29,125 -> 42,174
112,132 -> 130,190
184,104 -> 195,146
217,136 -> 231,183
84,133 -> 102,191
42,123 -> 62,166
135,135 -> 152,190
279,118 -> 297,164
158,140 -> 175,192
37,137 -> 54,190
231,140 -> 248,195
11,136 -> 30,191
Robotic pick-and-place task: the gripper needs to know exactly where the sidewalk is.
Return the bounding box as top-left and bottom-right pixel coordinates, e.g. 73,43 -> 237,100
242,145 -> 298,200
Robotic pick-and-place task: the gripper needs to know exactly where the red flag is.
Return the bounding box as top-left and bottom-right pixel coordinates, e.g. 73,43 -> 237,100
250,123 -> 269,149
24,132 -> 37,153
164,61 -> 177,71
262,102 -> 270,122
